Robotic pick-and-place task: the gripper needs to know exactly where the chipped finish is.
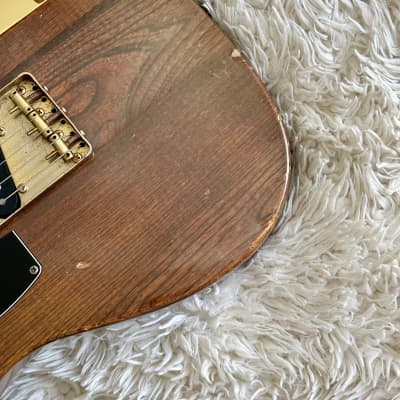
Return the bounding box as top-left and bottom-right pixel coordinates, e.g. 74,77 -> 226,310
76,262 -> 91,270
231,49 -> 241,58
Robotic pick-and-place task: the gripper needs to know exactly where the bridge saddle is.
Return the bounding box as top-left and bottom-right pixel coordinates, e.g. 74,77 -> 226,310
0,73 -> 93,225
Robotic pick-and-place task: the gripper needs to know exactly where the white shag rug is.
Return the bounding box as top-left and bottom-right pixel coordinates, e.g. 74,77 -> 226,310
2,0 -> 400,398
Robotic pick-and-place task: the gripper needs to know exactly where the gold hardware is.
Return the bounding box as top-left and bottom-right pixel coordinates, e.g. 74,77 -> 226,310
26,127 -> 37,136
45,150 -> 57,161
0,72 -> 93,227
9,91 -> 33,115
25,111 -> 52,138
46,132 -> 73,161
19,184 -> 28,193
73,153 -> 83,163
9,81 -> 83,161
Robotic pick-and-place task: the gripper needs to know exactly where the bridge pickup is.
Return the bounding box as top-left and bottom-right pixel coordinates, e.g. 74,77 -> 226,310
0,73 -> 93,226
0,146 -> 20,218
0,231 -> 42,318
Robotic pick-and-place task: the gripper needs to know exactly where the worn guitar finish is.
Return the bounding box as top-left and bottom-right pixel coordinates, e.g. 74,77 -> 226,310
0,0 -> 290,377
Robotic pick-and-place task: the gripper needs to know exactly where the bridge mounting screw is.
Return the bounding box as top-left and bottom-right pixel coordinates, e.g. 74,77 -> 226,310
29,265 -> 39,275
0,127 -> 6,137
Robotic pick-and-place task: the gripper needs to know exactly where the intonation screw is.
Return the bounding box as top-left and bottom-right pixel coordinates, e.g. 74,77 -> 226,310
18,184 -> 28,193
73,153 -> 83,163
29,265 -> 39,275
0,128 -> 6,137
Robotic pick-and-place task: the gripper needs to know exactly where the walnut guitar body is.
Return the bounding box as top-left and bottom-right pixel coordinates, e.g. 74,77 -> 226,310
0,0 -> 290,377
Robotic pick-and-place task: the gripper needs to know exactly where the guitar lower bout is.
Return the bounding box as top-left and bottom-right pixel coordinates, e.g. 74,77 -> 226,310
0,0 -> 290,380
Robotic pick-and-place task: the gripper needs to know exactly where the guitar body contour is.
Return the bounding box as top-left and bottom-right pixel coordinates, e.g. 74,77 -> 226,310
0,0 -> 290,378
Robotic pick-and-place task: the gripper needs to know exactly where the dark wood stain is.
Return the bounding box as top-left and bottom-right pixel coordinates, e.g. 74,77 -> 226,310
0,0 -> 290,377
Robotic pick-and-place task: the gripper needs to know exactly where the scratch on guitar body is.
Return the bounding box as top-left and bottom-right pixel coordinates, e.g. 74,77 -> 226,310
76,262 -> 91,270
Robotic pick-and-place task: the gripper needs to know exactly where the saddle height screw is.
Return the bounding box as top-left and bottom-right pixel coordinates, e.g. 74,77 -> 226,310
29,265 -> 39,275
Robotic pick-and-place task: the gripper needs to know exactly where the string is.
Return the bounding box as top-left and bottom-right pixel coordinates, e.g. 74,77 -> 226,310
0,132 -> 19,149
0,153 -> 64,206
0,100 -> 65,169
0,143 -> 45,190
0,95 -> 56,163
0,116 -> 31,147
0,132 -> 41,171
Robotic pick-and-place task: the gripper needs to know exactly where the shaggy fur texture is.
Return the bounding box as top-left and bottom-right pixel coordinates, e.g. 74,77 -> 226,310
2,0 -> 400,398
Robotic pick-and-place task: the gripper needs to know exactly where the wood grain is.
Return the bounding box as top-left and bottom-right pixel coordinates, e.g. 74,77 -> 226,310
0,0 -> 290,377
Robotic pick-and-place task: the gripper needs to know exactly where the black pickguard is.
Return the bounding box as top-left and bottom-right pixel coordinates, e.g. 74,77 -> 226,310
0,146 -> 21,219
0,231 -> 42,318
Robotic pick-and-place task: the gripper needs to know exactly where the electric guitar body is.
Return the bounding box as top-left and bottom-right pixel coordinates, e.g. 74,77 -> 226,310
0,0 -> 290,378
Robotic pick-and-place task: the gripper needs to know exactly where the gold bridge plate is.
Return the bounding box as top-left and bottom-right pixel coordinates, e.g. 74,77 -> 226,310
0,73 -> 93,227
0,1 -> 47,35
